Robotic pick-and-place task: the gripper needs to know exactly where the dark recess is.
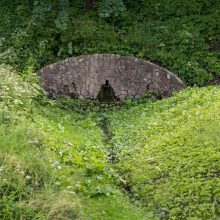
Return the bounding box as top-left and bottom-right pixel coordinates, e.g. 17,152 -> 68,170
97,80 -> 119,102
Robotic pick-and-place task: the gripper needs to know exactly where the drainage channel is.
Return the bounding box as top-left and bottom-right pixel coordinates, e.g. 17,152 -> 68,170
97,108 -> 118,164
96,105 -> 135,200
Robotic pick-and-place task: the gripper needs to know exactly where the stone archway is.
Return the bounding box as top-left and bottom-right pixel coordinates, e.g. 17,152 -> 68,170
39,54 -> 185,100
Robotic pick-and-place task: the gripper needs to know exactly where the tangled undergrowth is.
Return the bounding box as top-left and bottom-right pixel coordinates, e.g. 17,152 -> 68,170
0,0 -> 220,86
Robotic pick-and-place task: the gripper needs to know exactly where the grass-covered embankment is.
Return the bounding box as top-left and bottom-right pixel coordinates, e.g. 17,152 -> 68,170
108,87 -> 220,219
0,65 -> 150,219
1,65 -> 220,219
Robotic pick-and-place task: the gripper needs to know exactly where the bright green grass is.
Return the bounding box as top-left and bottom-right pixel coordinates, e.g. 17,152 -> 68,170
108,87 -> 220,219
0,116 -> 81,220
0,65 -> 150,219
1,65 -> 220,219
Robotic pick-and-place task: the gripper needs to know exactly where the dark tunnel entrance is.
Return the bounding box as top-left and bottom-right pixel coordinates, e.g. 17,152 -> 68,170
97,80 -> 118,102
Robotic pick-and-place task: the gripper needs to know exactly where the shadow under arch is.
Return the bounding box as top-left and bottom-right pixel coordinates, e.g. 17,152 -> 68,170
97,80 -> 119,103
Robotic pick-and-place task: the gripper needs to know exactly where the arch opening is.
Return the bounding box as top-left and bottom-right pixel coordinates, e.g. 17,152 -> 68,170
97,80 -> 118,103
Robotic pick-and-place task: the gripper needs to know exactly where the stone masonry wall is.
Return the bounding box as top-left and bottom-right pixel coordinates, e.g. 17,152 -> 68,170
39,54 -> 185,100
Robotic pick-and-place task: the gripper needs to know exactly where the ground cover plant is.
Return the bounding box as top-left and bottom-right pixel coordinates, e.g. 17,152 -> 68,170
108,87 -> 220,219
0,0 -> 220,85
0,0 -> 220,219
1,65 -> 220,219
0,65 -> 151,219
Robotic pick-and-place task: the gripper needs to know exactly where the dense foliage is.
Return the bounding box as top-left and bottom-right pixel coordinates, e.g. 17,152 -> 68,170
108,88 -> 220,219
0,1 -> 220,219
0,0 -> 219,85
1,65 -> 220,219
0,65 -> 150,219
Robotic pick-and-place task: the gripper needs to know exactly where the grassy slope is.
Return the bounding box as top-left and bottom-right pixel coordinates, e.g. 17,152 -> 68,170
1,65 -> 220,219
0,1 -> 219,219
0,66 -> 150,219
108,87 -> 220,219
0,0 -> 219,86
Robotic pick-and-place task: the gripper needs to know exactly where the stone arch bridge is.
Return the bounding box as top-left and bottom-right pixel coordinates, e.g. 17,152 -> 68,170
39,54 -> 185,100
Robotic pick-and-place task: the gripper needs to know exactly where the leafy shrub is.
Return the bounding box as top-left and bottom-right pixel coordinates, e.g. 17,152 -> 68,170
98,0 -> 126,19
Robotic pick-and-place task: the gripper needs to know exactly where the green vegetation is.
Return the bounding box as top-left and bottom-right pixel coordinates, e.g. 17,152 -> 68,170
0,0 -> 220,85
1,65 -> 220,219
108,87 -> 220,219
0,66 -> 150,219
0,1 -> 220,219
